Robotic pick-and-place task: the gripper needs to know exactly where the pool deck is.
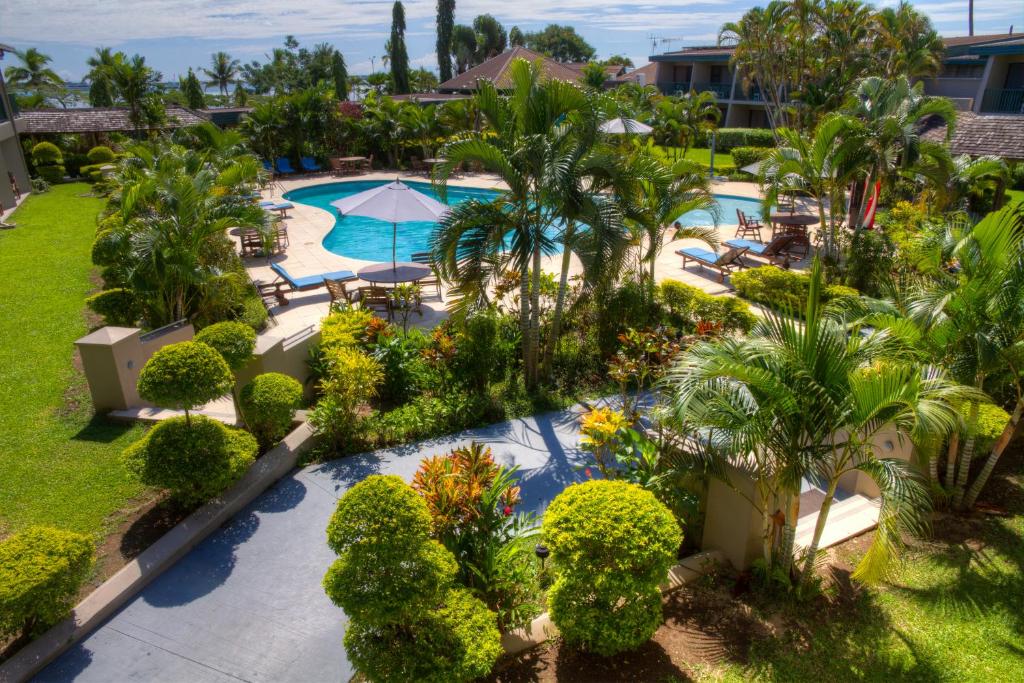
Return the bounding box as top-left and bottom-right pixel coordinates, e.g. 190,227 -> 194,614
245,173 -> 812,338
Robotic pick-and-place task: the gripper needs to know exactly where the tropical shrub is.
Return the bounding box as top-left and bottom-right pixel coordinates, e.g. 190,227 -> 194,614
371,331 -> 426,406
65,152 -> 89,177
85,288 -> 140,327
597,280 -> 657,356
309,346 -> 382,451
968,403 -> 1011,455
450,309 -> 516,391
122,415 -> 257,504
323,475 -> 501,682
240,372 -> 302,450
35,165 -> 66,183
412,443 -> 540,630
31,142 -> 65,183
86,145 -> 116,164
194,321 -> 256,371
136,341 -> 234,413
842,228 -> 895,296
0,527 -> 94,639
732,267 -> 858,312
544,480 -> 680,655
319,307 -> 376,351
695,127 -> 774,152
730,146 -> 772,169
657,279 -> 757,333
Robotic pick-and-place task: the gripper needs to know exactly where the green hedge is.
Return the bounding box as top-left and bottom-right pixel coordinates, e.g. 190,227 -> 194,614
657,279 -> 757,333
240,373 -> 303,450
36,165 -> 66,184
86,288 -> 139,327
194,321 -> 256,371
0,527 -> 94,639
731,146 -> 773,170
697,128 -> 775,152
970,403 -> 1011,454
320,308 -> 375,351
732,267 -> 858,312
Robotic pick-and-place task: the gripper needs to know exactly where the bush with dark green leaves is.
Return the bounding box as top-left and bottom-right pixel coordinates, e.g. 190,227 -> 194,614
194,321 -> 256,371
323,475 -> 501,682
544,480 -> 680,655
85,288 -> 140,327
657,279 -> 757,333
240,373 -> 302,450
86,145 -> 116,164
122,415 -> 257,504
0,527 -> 94,639
137,341 -> 233,412
732,267 -> 858,312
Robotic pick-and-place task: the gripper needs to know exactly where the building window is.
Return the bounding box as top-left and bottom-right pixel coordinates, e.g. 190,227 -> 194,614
940,63 -> 985,78
1005,63 -> 1024,89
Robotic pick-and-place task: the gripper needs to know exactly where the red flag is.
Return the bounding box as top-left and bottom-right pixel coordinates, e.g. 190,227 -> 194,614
861,179 -> 882,229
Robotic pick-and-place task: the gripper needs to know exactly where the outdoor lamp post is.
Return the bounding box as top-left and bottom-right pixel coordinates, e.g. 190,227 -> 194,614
534,543 -> 549,570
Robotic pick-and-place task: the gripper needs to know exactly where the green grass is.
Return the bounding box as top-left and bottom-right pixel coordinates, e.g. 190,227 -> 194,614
652,146 -> 735,168
0,183 -> 144,539
1007,188 -> 1023,206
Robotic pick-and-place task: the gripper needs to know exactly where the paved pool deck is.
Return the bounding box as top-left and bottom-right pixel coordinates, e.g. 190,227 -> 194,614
36,403 -> 601,683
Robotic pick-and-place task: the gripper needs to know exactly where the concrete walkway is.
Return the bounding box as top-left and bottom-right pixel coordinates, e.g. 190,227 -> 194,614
36,404 -> 598,683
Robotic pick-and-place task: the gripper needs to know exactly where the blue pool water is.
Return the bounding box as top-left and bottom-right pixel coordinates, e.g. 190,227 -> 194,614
285,181 -> 763,262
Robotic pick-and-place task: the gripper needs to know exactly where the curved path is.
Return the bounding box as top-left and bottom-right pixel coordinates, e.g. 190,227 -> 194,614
36,403 -> 602,682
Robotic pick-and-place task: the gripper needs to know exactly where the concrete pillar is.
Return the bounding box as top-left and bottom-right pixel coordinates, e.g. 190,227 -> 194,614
701,464 -> 766,570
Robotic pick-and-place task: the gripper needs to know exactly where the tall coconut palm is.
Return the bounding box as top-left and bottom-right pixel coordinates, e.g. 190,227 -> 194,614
431,59 -> 589,387
203,52 -> 241,97
873,2 -> 944,80
665,260 -> 971,585
4,47 -> 62,91
85,47 -> 118,107
720,2 -> 792,133
653,91 -> 720,156
108,54 -> 161,129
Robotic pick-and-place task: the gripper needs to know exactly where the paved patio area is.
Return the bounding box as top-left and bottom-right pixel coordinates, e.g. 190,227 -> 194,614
36,403 -> 603,683
243,173 -> 814,338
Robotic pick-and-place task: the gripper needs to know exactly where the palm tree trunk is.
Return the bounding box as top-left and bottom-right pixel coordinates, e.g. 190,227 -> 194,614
778,493 -> 800,575
528,246 -> 542,388
519,261 -> 531,386
543,234 -> 574,379
962,399 -> 1023,509
944,429 -> 959,491
927,442 -> 939,486
800,477 -> 838,585
952,400 -> 980,509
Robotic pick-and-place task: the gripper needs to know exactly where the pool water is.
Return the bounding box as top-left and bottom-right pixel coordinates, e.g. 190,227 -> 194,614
284,180 -> 500,262
285,181 -> 762,262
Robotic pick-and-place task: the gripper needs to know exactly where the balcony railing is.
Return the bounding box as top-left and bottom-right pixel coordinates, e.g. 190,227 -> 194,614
656,81 -> 691,95
691,82 -> 733,99
980,88 -> 1024,114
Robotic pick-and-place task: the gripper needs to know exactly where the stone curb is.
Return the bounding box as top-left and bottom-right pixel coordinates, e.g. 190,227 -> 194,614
499,550 -> 726,656
0,422 -> 318,683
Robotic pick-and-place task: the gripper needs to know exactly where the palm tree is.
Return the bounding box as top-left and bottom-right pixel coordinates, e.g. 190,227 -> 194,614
203,52 -> 241,97
85,47 -> 118,107
910,147 -> 1009,215
653,91 -> 720,156
719,2 -> 792,133
108,54 -> 161,129
874,2 -> 944,80
665,260 -> 971,585
431,59 -> 588,387
4,47 -> 62,90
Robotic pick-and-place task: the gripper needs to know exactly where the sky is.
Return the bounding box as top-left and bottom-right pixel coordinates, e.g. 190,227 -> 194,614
0,0 -> 1021,83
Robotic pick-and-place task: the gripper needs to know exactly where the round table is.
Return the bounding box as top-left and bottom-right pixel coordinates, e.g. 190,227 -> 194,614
357,261 -> 431,285
769,213 -> 818,228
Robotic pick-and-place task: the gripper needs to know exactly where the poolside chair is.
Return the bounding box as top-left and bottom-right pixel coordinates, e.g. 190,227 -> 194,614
239,228 -> 264,257
357,286 -> 393,321
725,233 -> 797,269
273,224 -> 289,251
256,280 -> 288,310
262,159 -> 275,175
300,156 -> 322,173
410,251 -> 442,298
735,209 -> 763,241
270,262 -> 357,298
275,157 -> 297,175
261,201 -> 294,218
325,278 -> 354,311
359,155 -> 373,174
329,157 -> 345,176
676,245 -> 748,282
409,157 -> 427,175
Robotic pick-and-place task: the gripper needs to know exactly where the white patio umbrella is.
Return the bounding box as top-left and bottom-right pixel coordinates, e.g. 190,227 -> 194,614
331,180 -> 450,270
599,117 -> 653,135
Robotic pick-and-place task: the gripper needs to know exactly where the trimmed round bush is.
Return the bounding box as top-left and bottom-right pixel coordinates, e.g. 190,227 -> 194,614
240,373 -> 302,450
194,321 -> 256,371
0,527 -> 94,639
137,341 -> 233,411
85,288 -> 139,327
86,145 -> 116,164
544,480 -> 681,655
344,588 -> 502,683
30,141 -> 63,166
122,415 -> 257,504
323,475 -> 456,624
36,165 -> 66,184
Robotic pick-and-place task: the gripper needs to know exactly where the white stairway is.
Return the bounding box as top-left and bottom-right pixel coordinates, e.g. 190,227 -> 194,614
794,494 -> 881,551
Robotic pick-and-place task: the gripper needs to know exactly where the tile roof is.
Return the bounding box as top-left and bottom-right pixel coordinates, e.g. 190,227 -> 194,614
14,106 -> 207,134
922,111 -> 1024,161
612,62 -> 658,84
942,33 -> 1023,48
438,46 -> 585,92
660,46 -> 735,57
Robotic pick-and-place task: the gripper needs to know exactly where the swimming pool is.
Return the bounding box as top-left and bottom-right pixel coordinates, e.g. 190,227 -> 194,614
285,181 -> 763,262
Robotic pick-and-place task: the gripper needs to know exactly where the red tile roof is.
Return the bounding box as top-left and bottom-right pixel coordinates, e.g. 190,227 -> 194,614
15,106 -> 207,134
438,46 -> 585,92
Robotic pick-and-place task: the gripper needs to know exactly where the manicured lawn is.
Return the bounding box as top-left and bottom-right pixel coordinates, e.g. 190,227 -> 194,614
653,145 -> 735,168
0,183 -> 144,539
1008,188 -> 1023,206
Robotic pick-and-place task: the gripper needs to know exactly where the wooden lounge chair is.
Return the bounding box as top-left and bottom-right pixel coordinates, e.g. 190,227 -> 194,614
357,286 -> 393,320
256,281 -> 288,308
735,209 -> 763,241
676,246 -> 748,282
725,233 -> 798,269
239,228 -> 264,257
270,262 -> 357,299
410,251 -> 442,298
326,278 -> 354,311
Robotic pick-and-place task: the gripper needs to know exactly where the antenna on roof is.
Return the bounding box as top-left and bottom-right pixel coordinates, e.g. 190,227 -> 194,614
648,35 -> 687,53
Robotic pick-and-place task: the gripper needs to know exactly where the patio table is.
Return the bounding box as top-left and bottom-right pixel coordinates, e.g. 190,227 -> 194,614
769,213 -> 818,257
357,261 -> 432,285
334,156 -> 368,175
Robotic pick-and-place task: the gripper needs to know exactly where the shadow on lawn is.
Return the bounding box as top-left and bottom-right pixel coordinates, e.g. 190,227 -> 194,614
70,415 -> 137,444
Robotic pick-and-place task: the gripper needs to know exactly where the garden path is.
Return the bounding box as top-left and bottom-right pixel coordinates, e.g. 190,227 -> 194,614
35,401 -> 604,683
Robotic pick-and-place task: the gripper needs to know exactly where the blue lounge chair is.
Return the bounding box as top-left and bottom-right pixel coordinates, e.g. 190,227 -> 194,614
724,234 -> 797,268
275,157 -> 297,175
676,245 -> 748,282
262,159 -> 274,174
270,262 -> 356,294
261,201 -> 294,217
300,156 -> 322,172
